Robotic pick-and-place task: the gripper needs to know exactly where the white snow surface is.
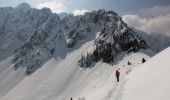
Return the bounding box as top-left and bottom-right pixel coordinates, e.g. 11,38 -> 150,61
0,40 -> 150,100
0,56 -> 26,97
121,47 -> 170,100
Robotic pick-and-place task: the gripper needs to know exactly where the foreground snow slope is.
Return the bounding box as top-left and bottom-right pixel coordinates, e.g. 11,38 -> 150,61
122,47 -> 170,100
0,40 -> 150,100
0,56 -> 25,97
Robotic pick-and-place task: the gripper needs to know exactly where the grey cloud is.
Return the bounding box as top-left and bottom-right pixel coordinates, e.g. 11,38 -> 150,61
122,14 -> 170,35
134,5 -> 170,18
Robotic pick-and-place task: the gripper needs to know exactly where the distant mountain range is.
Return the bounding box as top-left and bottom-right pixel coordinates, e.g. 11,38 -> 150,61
0,3 -> 169,75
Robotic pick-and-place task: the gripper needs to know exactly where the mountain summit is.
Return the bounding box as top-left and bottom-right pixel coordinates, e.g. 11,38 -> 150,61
16,2 -> 31,12
78,10 -> 147,67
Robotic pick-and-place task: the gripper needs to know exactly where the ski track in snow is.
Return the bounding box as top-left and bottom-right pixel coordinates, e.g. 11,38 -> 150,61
104,77 -> 125,100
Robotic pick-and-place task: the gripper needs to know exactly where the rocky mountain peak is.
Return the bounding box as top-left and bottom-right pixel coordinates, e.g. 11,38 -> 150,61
16,2 -> 31,12
78,10 -> 147,67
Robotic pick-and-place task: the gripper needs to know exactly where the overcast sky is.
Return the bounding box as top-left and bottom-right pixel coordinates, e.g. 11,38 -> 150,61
0,0 -> 169,15
0,0 -> 170,35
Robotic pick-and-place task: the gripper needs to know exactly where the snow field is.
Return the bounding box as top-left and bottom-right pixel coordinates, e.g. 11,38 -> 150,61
0,41 -> 150,100
121,47 -> 170,100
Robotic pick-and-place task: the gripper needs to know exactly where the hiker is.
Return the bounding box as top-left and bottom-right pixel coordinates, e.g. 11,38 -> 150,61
116,69 -> 120,82
128,61 -> 132,65
142,58 -> 146,63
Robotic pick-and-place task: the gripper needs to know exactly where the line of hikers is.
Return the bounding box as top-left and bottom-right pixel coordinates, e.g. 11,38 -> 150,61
116,58 -> 146,82
71,58 -> 146,100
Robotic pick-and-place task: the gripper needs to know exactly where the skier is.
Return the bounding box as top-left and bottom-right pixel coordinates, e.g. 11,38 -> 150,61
116,68 -> 120,82
71,97 -> 73,100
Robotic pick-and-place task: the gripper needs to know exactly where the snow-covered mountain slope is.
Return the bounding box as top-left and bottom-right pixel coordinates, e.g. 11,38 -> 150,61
0,3 -> 53,61
0,40 -> 150,100
0,56 -> 26,97
0,3 -> 149,75
0,3 -> 169,100
0,3 -> 169,74
121,47 -> 170,100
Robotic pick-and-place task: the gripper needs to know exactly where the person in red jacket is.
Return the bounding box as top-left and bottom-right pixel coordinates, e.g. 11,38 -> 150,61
116,68 -> 120,82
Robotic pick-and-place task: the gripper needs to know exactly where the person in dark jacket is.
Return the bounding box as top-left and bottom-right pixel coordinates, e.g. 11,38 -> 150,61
70,97 -> 73,100
116,69 -> 120,82
128,61 -> 132,65
142,58 -> 146,63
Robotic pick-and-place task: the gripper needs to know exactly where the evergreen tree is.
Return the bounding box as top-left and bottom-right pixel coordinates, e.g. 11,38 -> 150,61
78,55 -> 85,67
92,50 -> 98,62
102,43 -> 114,64
85,53 -> 91,67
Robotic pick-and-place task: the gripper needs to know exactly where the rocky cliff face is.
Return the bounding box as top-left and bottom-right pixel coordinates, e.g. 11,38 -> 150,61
78,11 -> 147,67
0,4 -> 147,74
